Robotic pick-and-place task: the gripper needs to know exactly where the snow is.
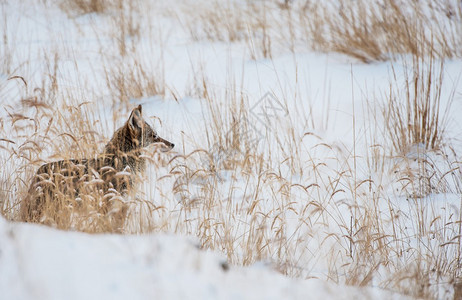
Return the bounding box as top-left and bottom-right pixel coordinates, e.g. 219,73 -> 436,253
0,216 -> 408,300
1,0 -> 462,299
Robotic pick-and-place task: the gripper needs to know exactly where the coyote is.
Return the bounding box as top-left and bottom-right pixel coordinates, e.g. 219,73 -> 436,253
20,105 -> 174,232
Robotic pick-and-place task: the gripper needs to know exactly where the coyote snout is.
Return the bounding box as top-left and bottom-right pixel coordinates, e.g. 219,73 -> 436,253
20,105 -> 174,232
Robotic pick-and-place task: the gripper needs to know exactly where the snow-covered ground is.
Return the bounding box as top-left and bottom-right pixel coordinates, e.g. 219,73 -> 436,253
0,216 -> 411,300
1,0 -> 462,299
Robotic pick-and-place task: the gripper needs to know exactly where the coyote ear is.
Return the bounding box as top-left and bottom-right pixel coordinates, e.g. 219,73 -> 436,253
128,105 -> 143,130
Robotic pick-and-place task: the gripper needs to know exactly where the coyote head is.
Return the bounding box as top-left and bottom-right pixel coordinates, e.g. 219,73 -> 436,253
106,105 -> 174,154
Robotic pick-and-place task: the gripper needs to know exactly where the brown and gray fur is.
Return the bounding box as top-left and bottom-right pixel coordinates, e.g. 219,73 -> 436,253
20,105 -> 174,232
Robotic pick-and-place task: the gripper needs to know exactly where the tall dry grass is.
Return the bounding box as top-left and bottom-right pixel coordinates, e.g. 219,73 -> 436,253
299,0 -> 462,62
179,0 -> 278,59
180,0 -> 462,62
384,56 -> 452,153
380,54 -> 459,199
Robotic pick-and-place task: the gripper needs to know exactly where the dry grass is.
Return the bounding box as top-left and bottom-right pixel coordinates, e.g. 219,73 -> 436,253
180,0 -> 462,62
179,0 -> 278,59
1,4 -> 13,75
102,56 -> 165,105
0,80 -> 107,226
380,55 -> 458,199
59,0 -> 112,15
384,55 -> 455,153
0,1 -> 461,299
299,0 -> 462,62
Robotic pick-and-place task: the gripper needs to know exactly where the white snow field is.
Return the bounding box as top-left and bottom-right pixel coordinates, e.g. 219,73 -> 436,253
0,216 -> 410,300
1,0 -> 461,299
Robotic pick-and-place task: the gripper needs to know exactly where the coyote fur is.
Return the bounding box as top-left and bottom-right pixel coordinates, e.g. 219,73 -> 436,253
20,105 -> 174,232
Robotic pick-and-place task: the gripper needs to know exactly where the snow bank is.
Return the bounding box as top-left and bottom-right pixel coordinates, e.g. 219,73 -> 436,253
0,217 -> 408,300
